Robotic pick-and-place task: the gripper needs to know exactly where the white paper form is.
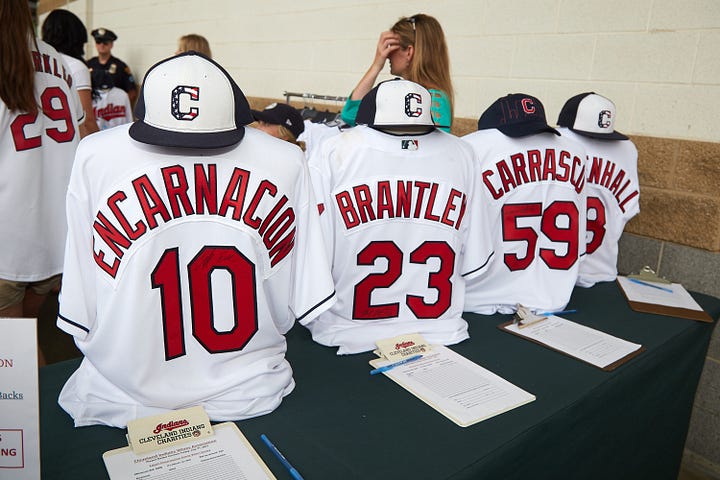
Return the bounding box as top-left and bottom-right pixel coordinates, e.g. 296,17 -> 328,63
103,422 -> 276,480
370,346 -> 535,427
0,318 -> 40,480
503,316 -> 642,369
617,276 -> 704,311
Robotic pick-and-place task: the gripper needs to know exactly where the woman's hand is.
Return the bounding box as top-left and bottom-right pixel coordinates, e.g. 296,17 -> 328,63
372,30 -> 401,69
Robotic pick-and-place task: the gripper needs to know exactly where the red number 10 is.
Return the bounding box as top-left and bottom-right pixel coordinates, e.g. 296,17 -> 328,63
151,246 -> 258,360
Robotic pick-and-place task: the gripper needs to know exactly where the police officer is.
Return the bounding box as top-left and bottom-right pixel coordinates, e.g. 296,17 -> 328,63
88,28 -> 138,105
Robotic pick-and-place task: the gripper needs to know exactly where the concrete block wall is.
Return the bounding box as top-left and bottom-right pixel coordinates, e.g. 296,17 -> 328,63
37,0 -> 720,475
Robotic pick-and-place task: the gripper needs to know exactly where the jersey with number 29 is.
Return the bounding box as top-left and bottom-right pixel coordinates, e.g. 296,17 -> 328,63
0,40 -> 83,281
57,126 -> 336,427
462,129 -> 588,314
305,126 -> 493,354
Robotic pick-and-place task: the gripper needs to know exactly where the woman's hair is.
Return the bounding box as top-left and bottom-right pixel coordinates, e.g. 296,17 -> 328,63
391,13 -> 454,117
276,125 -> 306,152
0,0 -> 38,113
41,9 -> 88,61
177,34 -> 212,58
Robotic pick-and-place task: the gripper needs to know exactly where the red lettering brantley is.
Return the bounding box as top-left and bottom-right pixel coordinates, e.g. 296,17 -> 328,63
93,164 -> 296,278
335,180 -> 468,230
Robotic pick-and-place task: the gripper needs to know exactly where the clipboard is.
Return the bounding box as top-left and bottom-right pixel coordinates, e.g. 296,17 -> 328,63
498,319 -> 645,372
617,268 -> 713,323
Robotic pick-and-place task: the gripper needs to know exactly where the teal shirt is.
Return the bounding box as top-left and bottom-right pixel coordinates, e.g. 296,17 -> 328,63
341,88 -> 452,133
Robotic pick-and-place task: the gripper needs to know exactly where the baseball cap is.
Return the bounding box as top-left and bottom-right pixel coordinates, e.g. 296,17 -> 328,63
251,103 -> 304,138
557,92 -> 628,140
356,78 -> 439,132
130,51 -> 254,149
478,93 -> 559,137
91,28 -> 117,43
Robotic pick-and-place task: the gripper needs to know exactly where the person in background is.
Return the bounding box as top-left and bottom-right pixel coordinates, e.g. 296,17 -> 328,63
556,92 -> 640,288
340,13 -> 454,132
91,68 -> 133,130
0,0 -> 84,365
41,9 -> 99,137
252,102 -> 306,151
88,28 -> 138,105
176,33 -> 212,58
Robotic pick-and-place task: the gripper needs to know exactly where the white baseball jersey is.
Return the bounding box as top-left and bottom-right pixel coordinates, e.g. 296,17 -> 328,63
93,86 -> 133,130
60,54 -> 91,92
298,120 -> 343,160
558,127 -> 639,287
305,126 -> 494,354
0,40 -> 83,281
57,126 -> 336,427
462,129 -> 588,314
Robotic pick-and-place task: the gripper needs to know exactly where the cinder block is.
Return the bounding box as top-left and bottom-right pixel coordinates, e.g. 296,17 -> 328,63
617,233 -> 662,276
650,0 -> 720,29
632,135 -> 678,190
692,359 -> 720,413
673,141 -> 720,196
557,0 -> 652,33
694,31 -> 720,84
481,0 -> 560,35
593,32 -> 697,83
660,243 -> 720,296
513,35 -> 595,80
685,406 -> 720,466
626,188 -> 720,251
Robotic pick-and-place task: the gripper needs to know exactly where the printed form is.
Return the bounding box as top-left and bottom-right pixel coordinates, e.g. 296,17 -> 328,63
503,316 -> 642,369
617,276 -> 704,311
103,422 -> 275,480
371,346 -> 535,427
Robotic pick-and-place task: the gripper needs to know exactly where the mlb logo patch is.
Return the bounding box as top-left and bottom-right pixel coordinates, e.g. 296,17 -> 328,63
401,139 -> 419,150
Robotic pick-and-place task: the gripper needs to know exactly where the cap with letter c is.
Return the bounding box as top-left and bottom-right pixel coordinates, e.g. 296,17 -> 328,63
356,78 -> 439,133
129,51 -> 254,148
478,93 -> 559,137
557,92 -> 628,140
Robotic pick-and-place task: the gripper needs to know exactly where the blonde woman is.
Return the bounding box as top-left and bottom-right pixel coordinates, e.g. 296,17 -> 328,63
341,14 -> 454,132
176,34 -> 212,58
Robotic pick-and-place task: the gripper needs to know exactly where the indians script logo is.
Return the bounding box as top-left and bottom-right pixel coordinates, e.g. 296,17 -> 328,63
171,85 -> 199,121
405,92 -> 422,117
153,419 -> 190,434
598,110 -> 612,129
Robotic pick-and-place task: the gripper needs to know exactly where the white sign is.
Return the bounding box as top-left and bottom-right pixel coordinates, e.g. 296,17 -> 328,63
0,318 -> 40,479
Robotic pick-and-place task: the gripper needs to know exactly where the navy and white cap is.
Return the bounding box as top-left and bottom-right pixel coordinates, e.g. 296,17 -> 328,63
130,51 -> 254,148
251,103 -> 305,138
356,78 -> 439,131
478,93 -> 559,137
557,92 -> 628,140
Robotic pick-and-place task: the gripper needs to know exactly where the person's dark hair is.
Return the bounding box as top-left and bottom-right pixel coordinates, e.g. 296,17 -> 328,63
41,9 -> 88,61
0,0 -> 38,113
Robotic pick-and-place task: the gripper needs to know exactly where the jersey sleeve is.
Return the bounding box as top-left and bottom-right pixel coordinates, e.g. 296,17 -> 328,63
291,160 -> 336,324
460,148 -> 495,279
56,153 -> 96,340
429,89 -> 452,133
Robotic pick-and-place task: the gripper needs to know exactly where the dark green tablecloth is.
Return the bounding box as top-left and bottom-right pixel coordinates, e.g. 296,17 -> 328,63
39,282 -> 719,479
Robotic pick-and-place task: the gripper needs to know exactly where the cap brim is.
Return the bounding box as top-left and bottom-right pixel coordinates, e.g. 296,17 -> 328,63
568,127 -> 628,140
493,122 -> 560,137
129,121 -> 245,149
251,110 -> 277,125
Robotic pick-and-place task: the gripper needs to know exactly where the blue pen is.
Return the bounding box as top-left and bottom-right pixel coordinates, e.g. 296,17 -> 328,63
628,277 -> 673,293
370,354 -> 423,375
260,434 -> 304,480
539,309 -> 577,316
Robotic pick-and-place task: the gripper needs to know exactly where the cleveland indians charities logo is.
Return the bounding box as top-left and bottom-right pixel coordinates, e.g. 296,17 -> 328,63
404,92 -> 422,117
598,109 -> 612,129
171,85 -> 199,121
